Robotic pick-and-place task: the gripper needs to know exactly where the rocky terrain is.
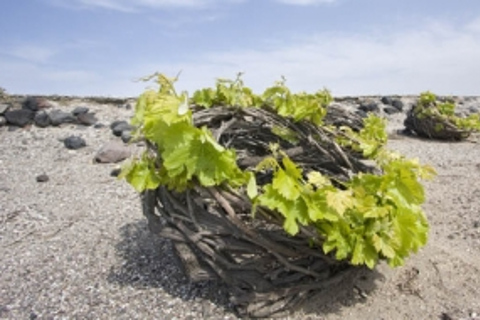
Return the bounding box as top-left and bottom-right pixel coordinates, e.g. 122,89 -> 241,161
0,94 -> 479,319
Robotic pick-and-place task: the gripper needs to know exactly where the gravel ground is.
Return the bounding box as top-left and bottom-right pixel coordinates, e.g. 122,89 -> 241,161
0,99 -> 479,319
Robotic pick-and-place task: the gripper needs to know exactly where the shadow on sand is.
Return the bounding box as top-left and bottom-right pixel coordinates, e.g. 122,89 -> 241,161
108,220 -> 384,318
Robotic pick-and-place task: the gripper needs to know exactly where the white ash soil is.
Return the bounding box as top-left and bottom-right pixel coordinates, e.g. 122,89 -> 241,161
0,99 -> 479,320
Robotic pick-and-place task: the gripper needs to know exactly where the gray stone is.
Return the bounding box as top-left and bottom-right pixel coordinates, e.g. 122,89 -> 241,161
64,136 -> 86,150
121,130 -> 132,143
22,96 -> 52,112
355,110 -> 368,119
36,174 -> 49,183
34,110 -> 51,128
94,123 -> 105,129
72,106 -> 89,116
468,106 -> 479,114
392,99 -> 404,111
110,120 -> 126,130
49,110 -> 77,126
94,141 -> 131,163
0,103 -> 10,114
381,96 -> 393,106
112,121 -> 133,137
110,168 -> 122,177
359,102 -> 379,113
383,106 -> 400,115
76,112 -> 98,126
4,109 -> 35,127
0,116 -> 6,127
118,103 -> 133,110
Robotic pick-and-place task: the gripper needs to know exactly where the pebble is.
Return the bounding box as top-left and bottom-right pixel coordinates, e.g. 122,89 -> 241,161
36,174 -> 50,182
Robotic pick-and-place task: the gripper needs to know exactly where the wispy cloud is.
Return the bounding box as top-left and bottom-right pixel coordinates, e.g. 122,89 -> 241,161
3,44 -> 58,64
126,16 -> 480,96
2,14 -> 479,97
149,13 -> 221,30
273,0 -> 337,5
47,0 -> 245,12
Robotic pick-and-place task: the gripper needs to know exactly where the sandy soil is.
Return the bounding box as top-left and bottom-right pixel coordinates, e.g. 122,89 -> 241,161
0,100 -> 479,319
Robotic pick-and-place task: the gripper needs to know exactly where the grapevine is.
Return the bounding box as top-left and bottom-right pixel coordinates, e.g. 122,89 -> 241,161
405,91 -> 480,139
121,73 -> 435,269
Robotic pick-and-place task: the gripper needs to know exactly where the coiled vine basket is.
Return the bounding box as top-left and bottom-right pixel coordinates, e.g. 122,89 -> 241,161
404,106 -> 471,140
403,93 -> 477,141
141,105 -> 373,317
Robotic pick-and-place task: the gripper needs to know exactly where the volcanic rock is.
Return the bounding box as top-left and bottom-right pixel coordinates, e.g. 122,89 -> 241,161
49,110 -> 77,126
64,136 -> 86,150
34,110 -> 51,128
4,109 -> 35,127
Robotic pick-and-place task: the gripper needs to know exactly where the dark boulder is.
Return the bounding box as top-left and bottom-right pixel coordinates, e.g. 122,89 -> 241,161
392,99 -> 404,111
34,110 -> 51,128
110,120 -> 126,130
121,130 -> 132,143
355,109 -> 368,119
383,106 -> 401,115
49,110 -> 77,126
94,123 -> 106,129
359,102 -> 380,113
4,109 -> 35,127
64,136 -> 86,150
22,97 -> 52,112
381,96 -> 393,106
468,106 -> 479,114
111,121 -> 134,137
72,106 -> 89,116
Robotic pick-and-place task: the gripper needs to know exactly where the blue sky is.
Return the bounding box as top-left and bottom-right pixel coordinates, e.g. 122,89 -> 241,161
1,0 -> 479,97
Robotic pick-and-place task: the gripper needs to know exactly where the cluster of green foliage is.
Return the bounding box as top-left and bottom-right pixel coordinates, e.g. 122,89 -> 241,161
192,73 -> 332,126
261,77 -> 332,125
415,91 -> 480,132
252,146 -> 433,268
121,73 -> 435,269
336,114 -> 388,158
121,74 -> 250,192
192,72 -> 262,108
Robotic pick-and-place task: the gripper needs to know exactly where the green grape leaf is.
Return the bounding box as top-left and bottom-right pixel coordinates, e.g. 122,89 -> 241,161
306,191 -> 338,222
271,125 -> 299,144
326,190 -> 354,216
394,167 -> 425,205
199,126 -> 225,152
321,223 -> 351,260
307,171 -> 332,188
371,234 -> 395,259
351,236 -> 367,265
272,169 -> 301,200
192,88 -> 216,108
255,156 -> 278,172
281,156 -> 303,180
247,172 -> 258,199
363,207 -> 390,219
121,159 -> 161,192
